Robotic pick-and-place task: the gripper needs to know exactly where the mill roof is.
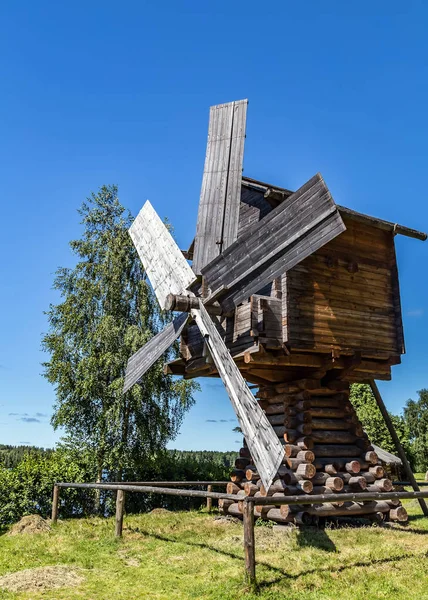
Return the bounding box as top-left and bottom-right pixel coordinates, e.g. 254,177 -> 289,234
241,176 -> 427,242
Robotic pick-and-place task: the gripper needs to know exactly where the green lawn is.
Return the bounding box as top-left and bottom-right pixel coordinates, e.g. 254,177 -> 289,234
1,501 -> 428,599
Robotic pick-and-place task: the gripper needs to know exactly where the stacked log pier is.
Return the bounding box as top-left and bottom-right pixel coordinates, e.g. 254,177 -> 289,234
222,378 -> 408,525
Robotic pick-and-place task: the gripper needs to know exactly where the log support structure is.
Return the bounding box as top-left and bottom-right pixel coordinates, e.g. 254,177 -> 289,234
223,377 -> 419,525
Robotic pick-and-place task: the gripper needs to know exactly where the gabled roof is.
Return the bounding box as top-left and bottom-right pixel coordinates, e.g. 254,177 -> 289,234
242,176 -> 427,242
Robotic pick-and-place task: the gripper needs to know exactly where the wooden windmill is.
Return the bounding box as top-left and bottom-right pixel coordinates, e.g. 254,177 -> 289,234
124,100 -> 427,524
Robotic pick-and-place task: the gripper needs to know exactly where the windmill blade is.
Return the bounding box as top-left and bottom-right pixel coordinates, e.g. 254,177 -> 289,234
191,300 -> 283,491
192,99 -> 248,275
200,173 -> 346,313
129,200 -> 196,310
123,313 -> 189,393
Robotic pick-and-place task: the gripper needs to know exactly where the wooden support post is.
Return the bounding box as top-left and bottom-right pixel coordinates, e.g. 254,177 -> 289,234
52,485 -> 59,524
243,501 -> 256,587
370,380 -> 428,516
206,485 -> 212,512
115,489 -> 125,537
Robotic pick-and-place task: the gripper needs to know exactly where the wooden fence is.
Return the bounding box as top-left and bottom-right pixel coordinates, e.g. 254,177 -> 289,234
52,481 -> 428,588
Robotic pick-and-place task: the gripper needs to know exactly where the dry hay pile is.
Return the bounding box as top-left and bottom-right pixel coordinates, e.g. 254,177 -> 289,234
0,566 -> 83,593
8,514 -> 51,536
149,508 -> 171,515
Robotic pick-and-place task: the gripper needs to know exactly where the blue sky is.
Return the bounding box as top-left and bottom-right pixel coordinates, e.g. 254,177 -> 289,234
0,1 -> 427,451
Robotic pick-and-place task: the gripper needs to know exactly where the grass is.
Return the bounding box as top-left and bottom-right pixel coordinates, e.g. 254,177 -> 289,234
1,501 -> 428,600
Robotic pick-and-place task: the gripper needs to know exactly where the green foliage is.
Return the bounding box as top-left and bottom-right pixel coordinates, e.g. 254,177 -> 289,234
42,185 -> 198,479
404,389 -> 428,472
349,383 -> 411,455
0,444 -> 52,469
0,446 -> 237,524
0,447 -> 95,525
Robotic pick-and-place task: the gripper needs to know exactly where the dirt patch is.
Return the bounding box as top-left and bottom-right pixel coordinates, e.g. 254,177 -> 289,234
118,549 -> 141,567
0,566 -> 83,593
149,508 -> 171,515
8,515 -> 51,536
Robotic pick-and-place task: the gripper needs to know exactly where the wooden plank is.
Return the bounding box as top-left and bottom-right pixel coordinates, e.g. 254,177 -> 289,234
192,100 -> 248,274
201,173 -> 346,312
123,313 -> 188,393
191,300 -> 284,491
243,500 -> 256,586
129,200 -> 196,309
390,238 -> 405,354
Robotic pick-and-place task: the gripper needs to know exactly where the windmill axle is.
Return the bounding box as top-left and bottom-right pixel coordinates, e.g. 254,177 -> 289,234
165,293 -> 222,315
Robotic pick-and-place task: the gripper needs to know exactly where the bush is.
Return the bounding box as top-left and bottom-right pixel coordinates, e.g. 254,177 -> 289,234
0,447 -> 237,524
0,448 -> 95,525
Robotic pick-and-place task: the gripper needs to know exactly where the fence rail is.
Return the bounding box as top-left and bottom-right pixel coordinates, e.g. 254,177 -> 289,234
52,481 -> 428,588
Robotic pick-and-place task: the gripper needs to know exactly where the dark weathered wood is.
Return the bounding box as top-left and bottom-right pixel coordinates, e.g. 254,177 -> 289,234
56,482 -> 238,501
206,484 -> 213,512
243,499 -> 256,587
51,485 -> 59,524
245,489 -> 428,506
241,175 -> 427,241
370,380 -> 428,516
115,489 -> 125,537
202,173 -> 346,312
107,481 -> 228,487
165,294 -> 222,315
123,313 -> 188,393
193,100 -> 248,274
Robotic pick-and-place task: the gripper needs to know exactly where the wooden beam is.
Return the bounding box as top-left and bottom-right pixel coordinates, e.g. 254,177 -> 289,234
191,301 -> 284,491
124,313 -> 189,393
370,380 -> 428,516
243,500 -> 256,587
193,100 -> 248,274
51,485 -> 59,524
115,489 -> 125,537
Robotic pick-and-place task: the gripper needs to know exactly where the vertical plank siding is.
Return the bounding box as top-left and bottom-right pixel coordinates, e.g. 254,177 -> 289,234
192,100 -> 248,274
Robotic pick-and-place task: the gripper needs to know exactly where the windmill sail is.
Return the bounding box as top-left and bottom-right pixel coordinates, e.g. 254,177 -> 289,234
129,200 -> 196,310
201,173 -> 346,312
192,100 -> 248,275
123,313 -> 189,393
192,300 -> 284,491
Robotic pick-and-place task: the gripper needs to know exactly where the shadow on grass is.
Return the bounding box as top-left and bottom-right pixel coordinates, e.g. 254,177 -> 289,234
128,526 -> 427,588
296,527 -> 337,553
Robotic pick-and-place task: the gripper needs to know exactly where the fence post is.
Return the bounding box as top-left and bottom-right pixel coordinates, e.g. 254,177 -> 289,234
115,489 -> 125,538
243,501 -> 256,587
52,485 -> 59,524
206,485 -> 212,512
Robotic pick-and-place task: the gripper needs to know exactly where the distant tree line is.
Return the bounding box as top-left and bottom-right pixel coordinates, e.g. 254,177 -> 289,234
0,444 -> 52,469
350,384 -> 428,473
